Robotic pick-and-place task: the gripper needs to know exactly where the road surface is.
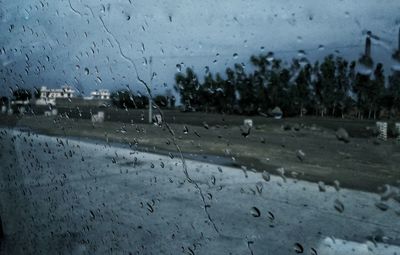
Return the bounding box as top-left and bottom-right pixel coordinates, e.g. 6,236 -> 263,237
0,128 -> 399,254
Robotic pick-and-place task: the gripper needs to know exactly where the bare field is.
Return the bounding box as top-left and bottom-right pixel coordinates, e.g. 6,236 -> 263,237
1,111 -> 399,193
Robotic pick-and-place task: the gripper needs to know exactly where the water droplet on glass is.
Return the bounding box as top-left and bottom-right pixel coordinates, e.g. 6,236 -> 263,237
267,211 -> 275,221
90,210 -> 96,220
318,181 -> 326,192
357,62 -> 373,76
333,180 -> 341,191
176,64 -> 182,72
293,243 -> 304,253
250,207 -> 261,217
297,36 -> 303,43
276,167 -> 286,182
375,202 -> 389,211
336,128 -> 350,143
147,202 -> 154,213
297,50 -> 306,58
392,59 -> 400,72
211,176 -> 216,185
334,199 -> 344,213
266,52 -> 274,62
233,53 -> 238,59
256,182 -> 263,194
296,150 -> 306,162
84,67 -> 89,75
183,125 -> 189,134
310,248 -> 318,255
262,171 -> 270,182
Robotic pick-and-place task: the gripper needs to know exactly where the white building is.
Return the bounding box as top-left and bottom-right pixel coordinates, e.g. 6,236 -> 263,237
86,89 -> 111,100
36,85 -> 76,106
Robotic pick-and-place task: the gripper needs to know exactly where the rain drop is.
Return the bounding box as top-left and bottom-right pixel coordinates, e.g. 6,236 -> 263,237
266,52 -> 274,62
262,171 -> 270,182
293,243 -> 304,253
250,207 -> 261,217
183,125 -> 189,134
176,64 -> 182,72
211,176 -> 216,185
333,180 -> 340,191
296,150 -> 306,162
375,202 -> 389,211
267,211 -> 275,221
334,199 -> 344,213
318,181 -> 326,192
256,182 -> 263,194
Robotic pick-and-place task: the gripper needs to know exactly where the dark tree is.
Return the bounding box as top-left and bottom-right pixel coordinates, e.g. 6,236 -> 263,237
0,96 -> 9,106
354,72 -> 372,119
13,88 -> 31,101
111,90 -> 148,109
154,95 -> 168,108
319,55 -> 336,116
268,59 -> 286,109
291,63 -> 312,116
175,67 -> 200,111
334,57 -> 351,118
368,63 -> 385,119
388,70 -> 400,115
33,87 -> 41,99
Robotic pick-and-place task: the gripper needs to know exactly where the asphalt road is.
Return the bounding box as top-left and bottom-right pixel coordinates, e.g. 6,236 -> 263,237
0,128 -> 399,254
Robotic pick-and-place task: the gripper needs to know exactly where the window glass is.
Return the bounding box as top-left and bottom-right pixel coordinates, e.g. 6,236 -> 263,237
1,1 -> 400,254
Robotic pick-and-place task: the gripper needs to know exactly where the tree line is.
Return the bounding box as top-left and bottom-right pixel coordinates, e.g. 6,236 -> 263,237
110,90 -> 176,109
175,53 -> 400,119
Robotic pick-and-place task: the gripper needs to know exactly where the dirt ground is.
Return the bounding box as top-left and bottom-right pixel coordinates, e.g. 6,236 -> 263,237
1,111 -> 399,193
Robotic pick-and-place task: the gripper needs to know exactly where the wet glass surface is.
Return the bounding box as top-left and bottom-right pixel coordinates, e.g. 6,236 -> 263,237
1,1 -> 400,254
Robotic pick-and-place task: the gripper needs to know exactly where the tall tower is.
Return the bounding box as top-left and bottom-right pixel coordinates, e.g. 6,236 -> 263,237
359,33 -> 373,68
398,27 -> 400,52
394,27 -> 400,61
365,36 -> 371,58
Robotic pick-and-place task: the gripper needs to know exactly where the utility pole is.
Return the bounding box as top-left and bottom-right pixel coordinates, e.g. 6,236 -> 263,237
365,36 -> 371,59
395,27 -> 400,61
148,56 -> 153,124
398,27 -> 400,53
0,216 -> 4,239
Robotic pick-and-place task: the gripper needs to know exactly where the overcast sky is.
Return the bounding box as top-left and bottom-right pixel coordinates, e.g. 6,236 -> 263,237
1,0 -> 400,96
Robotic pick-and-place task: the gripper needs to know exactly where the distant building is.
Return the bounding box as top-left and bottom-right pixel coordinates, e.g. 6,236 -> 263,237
41,85 -> 75,99
10,99 -> 30,115
54,89 -> 111,108
87,89 -> 111,100
36,85 -> 76,106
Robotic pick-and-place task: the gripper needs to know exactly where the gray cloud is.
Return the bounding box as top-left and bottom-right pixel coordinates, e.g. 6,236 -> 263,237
1,0 -> 400,96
